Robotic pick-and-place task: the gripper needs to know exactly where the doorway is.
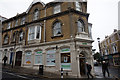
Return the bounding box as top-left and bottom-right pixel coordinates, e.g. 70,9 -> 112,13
79,52 -> 86,76
15,51 -> 22,66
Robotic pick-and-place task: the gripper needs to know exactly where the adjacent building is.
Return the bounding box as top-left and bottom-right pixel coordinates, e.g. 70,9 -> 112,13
0,15 -> 7,62
2,0 -> 94,77
100,29 -> 120,66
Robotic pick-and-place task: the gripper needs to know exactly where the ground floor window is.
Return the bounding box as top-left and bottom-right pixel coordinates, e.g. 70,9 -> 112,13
35,51 -> 42,65
61,48 -> 71,70
25,51 -> 32,64
113,56 -> 120,66
46,50 -> 56,66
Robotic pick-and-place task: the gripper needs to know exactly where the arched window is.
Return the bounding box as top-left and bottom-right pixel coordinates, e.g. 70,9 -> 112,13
4,35 -> 8,44
77,20 -> 85,32
53,21 -> 62,36
19,31 -> 24,42
33,9 -> 39,20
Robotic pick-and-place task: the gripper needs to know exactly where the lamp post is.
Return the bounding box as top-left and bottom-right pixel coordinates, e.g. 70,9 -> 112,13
97,37 -> 102,62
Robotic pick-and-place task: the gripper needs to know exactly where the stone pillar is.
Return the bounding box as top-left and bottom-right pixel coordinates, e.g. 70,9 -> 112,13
21,51 -> 25,67
42,50 -> 46,69
70,41 -> 78,77
55,47 -> 60,73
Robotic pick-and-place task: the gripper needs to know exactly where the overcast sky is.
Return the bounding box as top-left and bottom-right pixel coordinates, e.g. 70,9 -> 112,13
0,0 -> 119,52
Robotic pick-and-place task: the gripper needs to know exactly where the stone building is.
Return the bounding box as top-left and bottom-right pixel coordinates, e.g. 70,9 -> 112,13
100,29 -> 120,67
0,15 -> 7,62
2,0 -> 94,77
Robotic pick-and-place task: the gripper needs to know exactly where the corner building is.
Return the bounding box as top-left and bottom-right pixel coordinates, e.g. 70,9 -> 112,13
2,0 -> 94,77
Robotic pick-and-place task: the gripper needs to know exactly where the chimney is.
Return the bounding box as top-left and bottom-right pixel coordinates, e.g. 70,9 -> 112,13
105,36 -> 108,38
114,29 -> 117,32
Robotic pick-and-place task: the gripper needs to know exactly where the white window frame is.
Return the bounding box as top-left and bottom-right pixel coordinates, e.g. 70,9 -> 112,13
28,25 -> 41,41
75,2 -> 82,11
53,5 -> 61,14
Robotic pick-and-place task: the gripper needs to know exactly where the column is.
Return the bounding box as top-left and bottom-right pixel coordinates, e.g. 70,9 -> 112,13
70,41 -> 78,77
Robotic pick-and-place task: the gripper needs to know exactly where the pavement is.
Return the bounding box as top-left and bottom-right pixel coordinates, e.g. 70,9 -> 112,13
1,64 -> 120,79
94,65 -> 120,79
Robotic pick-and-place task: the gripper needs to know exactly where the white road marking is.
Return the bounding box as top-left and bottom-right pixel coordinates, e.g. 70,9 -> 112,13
3,71 -> 29,79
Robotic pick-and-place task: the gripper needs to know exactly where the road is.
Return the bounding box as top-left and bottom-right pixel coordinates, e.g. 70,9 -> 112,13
2,68 -> 44,80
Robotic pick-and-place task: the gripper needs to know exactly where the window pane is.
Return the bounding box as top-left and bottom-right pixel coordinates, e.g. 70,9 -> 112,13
78,21 -> 84,32
25,52 -> 32,64
36,26 -> 40,39
54,5 -> 60,14
53,22 -> 61,36
46,50 -> 56,66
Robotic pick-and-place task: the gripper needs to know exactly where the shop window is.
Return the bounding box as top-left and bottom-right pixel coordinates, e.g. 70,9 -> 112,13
113,56 -> 120,66
53,5 -> 61,14
28,26 -> 41,41
35,51 -> 42,65
53,22 -> 62,36
75,2 -> 82,11
77,20 -> 85,32
61,48 -> 71,70
25,51 -> 32,64
46,50 -> 55,66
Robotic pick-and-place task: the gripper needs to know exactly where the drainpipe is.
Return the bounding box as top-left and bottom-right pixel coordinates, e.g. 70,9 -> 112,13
44,6 -> 47,42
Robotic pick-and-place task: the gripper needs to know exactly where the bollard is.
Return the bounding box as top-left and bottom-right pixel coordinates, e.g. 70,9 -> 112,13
39,65 -> 44,75
61,68 -> 63,78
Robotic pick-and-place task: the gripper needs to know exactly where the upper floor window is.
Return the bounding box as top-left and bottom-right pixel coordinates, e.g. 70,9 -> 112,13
75,2 -> 82,11
21,17 -> 25,25
15,20 -> 18,26
77,20 -> 85,32
53,22 -> 62,36
88,24 -> 92,39
7,22 -> 11,29
112,45 -> 117,53
53,5 -> 61,14
33,9 -> 39,20
12,32 -> 16,42
19,31 -> 24,42
4,35 -> 8,44
28,26 -> 41,40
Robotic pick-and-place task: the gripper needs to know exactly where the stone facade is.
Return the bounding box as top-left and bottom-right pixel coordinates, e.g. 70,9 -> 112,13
2,1 -> 94,77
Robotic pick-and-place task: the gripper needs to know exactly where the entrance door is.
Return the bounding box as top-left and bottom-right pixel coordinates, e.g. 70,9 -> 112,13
15,51 -> 22,66
79,57 -> 86,76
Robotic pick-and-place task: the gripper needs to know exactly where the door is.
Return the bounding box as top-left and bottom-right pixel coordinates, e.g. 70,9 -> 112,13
15,51 -> 22,66
79,57 -> 86,76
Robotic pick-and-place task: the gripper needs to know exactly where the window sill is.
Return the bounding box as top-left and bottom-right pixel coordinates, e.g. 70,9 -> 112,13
51,34 -> 63,39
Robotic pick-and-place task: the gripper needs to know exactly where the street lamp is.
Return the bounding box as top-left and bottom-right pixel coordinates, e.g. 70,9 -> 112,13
97,37 -> 103,62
